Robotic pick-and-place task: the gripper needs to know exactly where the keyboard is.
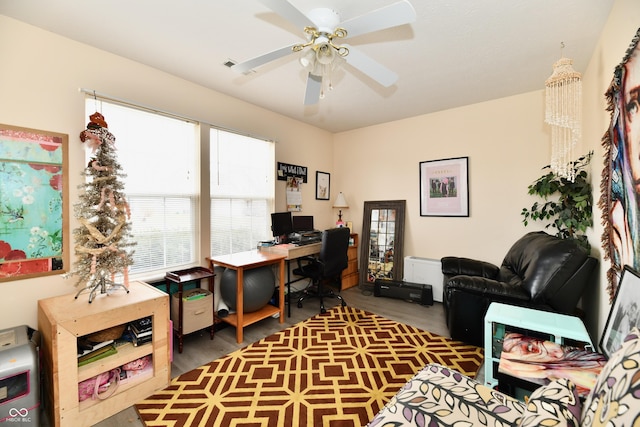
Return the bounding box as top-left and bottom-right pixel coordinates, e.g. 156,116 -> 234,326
295,239 -> 321,246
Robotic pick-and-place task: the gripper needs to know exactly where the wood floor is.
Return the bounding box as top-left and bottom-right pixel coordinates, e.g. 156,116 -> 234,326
84,285 -> 451,427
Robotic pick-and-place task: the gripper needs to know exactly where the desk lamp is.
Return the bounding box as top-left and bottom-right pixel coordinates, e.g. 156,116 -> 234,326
333,192 -> 349,227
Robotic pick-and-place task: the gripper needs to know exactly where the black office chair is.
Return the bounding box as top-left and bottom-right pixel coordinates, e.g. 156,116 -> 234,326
293,227 -> 350,313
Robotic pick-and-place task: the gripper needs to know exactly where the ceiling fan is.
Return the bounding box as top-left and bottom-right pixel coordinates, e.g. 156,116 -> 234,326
231,0 -> 417,105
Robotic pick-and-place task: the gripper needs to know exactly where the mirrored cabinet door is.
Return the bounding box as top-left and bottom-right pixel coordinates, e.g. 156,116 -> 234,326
359,200 -> 405,287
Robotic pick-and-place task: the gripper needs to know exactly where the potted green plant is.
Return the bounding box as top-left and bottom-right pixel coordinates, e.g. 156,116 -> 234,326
521,151 -> 593,252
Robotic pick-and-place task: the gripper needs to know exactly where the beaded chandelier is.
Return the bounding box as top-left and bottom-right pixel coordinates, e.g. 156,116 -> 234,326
545,55 -> 582,181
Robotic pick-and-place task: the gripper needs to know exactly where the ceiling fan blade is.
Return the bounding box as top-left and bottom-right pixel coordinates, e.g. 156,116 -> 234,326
304,73 -> 322,105
340,0 -> 417,38
231,44 -> 297,74
259,0 -> 315,30
343,45 -> 398,87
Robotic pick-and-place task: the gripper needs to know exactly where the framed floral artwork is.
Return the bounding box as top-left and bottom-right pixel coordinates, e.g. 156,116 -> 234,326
0,124 -> 69,281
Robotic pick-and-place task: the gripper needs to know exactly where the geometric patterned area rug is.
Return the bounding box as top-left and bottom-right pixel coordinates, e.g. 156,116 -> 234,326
135,305 -> 483,427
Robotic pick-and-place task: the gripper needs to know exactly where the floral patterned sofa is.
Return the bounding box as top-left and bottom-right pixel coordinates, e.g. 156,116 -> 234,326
367,327 -> 640,426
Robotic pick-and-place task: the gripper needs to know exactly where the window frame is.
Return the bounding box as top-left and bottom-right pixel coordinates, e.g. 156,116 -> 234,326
83,96 -> 275,281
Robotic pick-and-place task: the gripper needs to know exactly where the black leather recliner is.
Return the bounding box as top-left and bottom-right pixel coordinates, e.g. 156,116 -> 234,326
441,231 -> 597,347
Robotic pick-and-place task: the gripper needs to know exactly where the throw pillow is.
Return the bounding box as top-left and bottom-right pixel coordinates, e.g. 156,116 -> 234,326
366,363 -> 526,427
518,378 -> 582,427
581,327 -> 640,426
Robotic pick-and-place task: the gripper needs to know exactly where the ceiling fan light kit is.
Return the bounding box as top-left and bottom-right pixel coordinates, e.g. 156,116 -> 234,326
232,0 -> 417,105
295,29 -> 348,71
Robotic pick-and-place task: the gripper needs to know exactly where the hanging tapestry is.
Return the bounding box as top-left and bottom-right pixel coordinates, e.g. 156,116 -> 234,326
600,27 -> 640,300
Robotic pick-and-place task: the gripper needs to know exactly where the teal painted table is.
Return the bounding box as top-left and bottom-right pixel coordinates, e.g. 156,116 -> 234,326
483,302 -> 594,388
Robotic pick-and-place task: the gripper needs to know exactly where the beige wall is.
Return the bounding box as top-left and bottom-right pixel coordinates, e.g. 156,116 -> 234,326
334,0 -> 640,343
0,16 -> 333,329
334,91 -> 549,264
1,0 -> 638,344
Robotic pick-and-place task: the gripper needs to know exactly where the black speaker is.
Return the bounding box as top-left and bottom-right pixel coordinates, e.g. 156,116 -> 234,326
374,279 -> 433,305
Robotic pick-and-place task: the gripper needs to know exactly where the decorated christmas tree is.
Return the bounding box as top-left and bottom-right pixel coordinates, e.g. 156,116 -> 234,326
67,112 -> 135,301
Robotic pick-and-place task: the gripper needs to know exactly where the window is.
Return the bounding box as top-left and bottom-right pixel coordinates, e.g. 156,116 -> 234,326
210,129 -> 274,256
83,97 -> 275,277
85,100 -> 198,277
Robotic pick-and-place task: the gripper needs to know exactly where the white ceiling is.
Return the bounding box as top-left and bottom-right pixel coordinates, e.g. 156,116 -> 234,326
0,0 -> 614,133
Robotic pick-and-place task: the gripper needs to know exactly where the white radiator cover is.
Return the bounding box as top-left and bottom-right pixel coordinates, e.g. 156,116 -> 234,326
403,256 -> 443,302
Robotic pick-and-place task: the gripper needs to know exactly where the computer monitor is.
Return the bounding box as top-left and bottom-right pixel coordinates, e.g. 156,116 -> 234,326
271,212 -> 293,238
292,215 -> 314,233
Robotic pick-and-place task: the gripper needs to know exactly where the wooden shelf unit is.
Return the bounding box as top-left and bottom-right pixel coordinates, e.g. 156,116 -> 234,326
342,233 -> 359,289
38,281 -> 170,427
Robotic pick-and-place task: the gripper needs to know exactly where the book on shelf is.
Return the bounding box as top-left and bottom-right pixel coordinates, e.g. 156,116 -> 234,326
130,316 -> 152,334
128,316 -> 153,348
78,343 -> 117,366
130,326 -> 152,338
77,339 -> 115,357
132,334 -> 152,347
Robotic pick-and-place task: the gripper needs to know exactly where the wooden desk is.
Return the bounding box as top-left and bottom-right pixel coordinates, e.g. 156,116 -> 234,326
259,241 -> 322,260
208,250 -> 286,343
259,242 -> 321,317
260,234 -> 359,315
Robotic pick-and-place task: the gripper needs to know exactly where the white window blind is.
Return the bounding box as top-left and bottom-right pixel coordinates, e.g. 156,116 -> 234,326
210,129 -> 274,256
85,99 -> 198,276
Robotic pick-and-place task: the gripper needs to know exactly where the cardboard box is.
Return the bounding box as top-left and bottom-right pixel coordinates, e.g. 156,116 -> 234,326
171,289 -> 214,335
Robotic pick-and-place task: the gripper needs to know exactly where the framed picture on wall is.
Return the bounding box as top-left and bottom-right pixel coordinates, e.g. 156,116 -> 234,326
600,265 -> 640,357
316,171 -> 330,200
0,123 -> 69,281
419,157 -> 469,217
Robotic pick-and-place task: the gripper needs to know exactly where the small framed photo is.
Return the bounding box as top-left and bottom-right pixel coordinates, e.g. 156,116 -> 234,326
600,265 -> 640,357
419,157 -> 469,217
316,171 -> 330,200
